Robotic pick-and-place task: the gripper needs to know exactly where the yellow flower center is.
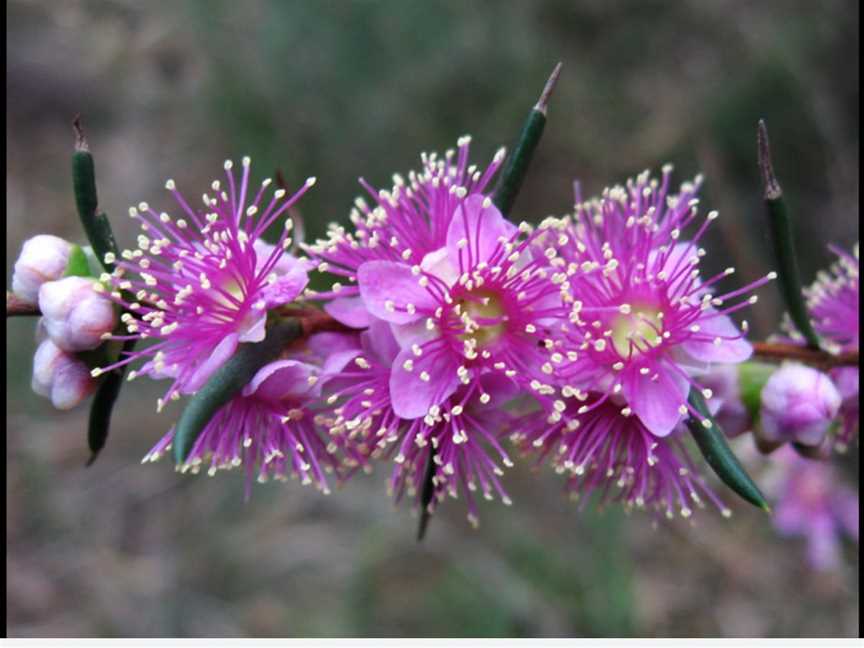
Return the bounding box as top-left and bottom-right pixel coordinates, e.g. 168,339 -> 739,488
457,289 -> 507,348
610,307 -> 663,357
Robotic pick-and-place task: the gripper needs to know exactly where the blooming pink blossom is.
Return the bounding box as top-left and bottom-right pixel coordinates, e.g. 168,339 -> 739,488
94,158 -> 315,406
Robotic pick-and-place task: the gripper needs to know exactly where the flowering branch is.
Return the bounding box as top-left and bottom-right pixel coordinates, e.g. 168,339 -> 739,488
6,291 -> 39,317
753,341 -> 859,369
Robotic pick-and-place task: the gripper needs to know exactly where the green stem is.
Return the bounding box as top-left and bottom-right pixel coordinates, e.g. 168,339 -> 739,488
757,119 -> 821,349
686,389 -> 771,513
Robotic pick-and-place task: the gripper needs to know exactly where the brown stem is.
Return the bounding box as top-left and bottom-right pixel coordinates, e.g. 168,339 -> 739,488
6,291 -> 40,317
752,341 -> 858,369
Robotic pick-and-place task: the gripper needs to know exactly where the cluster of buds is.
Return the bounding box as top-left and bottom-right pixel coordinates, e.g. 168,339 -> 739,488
11,236 -> 117,409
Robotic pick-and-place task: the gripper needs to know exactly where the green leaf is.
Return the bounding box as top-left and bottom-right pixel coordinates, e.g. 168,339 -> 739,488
737,361 -> 776,422
62,244 -> 92,278
172,318 -> 304,465
492,63 -> 561,217
757,120 -> 821,349
686,389 -> 771,512
86,338 -> 137,466
416,448 -> 437,542
72,119 -> 119,273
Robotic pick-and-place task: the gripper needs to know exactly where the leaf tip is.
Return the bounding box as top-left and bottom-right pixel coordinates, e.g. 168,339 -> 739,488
534,61 -> 563,115
757,119 -> 782,200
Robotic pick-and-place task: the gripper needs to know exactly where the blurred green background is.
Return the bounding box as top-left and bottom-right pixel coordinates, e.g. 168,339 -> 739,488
6,0 -> 858,638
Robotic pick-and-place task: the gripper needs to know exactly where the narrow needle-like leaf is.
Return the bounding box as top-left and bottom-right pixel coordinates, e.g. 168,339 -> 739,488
757,119 -> 821,349
72,116 -> 118,273
686,389 -> 771,513
492,62 -> 562,217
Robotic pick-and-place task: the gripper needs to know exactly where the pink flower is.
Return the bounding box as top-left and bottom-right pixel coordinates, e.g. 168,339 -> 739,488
95,158 -> 315,406
307,136 -> 506,300
143,334 -> 355,496
805,244 -> 859,449
770,448 -> 858,570
544,168 -> 774,437
353,193 -> 563,419
321,317 -> 518,525
515,395 -> 729,518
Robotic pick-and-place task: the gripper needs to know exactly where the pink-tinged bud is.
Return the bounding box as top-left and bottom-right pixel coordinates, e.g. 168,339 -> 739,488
38,276 -> 116,352
759,363 -> 842,447
31,338 -> 96,409
11,235 -> 73,304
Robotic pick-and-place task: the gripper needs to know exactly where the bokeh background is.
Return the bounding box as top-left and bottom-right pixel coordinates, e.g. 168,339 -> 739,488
6,0 -> 859,638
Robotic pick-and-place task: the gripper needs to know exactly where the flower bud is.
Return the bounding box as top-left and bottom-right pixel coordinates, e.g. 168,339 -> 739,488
31,338 -> 96,409
11,235 -> 73,304
759,363 -> 842,447
38,276 -> 116,352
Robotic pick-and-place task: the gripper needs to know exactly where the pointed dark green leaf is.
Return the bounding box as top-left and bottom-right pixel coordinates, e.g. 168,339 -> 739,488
757,120 -> 821,349
417,448 -> 437,542
686,389 -> 771,512
172,318 -> 304,465
87,338 -> 137,466
492,62 -> 562,217
72,118 -> 118,273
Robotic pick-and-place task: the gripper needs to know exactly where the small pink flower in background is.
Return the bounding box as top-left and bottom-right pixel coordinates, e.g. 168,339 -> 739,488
759,363 -> 842,448
770,447 -> 858,571
32,337 -> 96,410
38,276 -> 116,352
545,168 -> 773,437
94,157 -> 315,405
805,243 -> 859,449
12,234 -> 73,304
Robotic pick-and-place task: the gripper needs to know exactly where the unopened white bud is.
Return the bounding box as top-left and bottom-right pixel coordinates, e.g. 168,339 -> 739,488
12,235 -> 74,304
38,276 -> 117,351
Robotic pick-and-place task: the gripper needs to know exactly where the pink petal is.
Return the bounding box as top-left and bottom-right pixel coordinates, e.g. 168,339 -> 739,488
183,333 -> 239,393
623,363 -> 690,437
357,260 -> 435,325
446,194 -> 517,267
259,269 -> 309,309
362,318 -> 401,364
244,359 -> 318,401
682,309 -> 753,364
389,345 -> 460,419
324,296 -> 372,329
237,310 -> 267,343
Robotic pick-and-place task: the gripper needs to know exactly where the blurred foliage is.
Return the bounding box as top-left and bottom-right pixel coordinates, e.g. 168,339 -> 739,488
6,0 -> 858,638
